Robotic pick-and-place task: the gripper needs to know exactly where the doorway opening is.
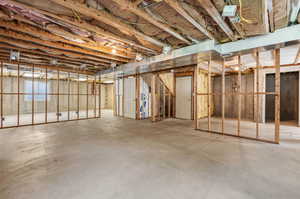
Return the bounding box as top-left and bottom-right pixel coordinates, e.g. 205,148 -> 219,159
266,72 -> 299,126
101,82 -> 114,118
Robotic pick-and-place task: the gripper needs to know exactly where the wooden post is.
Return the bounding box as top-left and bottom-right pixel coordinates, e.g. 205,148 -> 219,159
117,79 -> 120,116
45,66 -> 48,123
0,61 -> 3,128
208,57 -> 211,131
194,64 -> 198,129
94,76 -> 97,118
113,78 -> 116,117
157,79 -> 161,121
173,72 -> 176,117
68,72 -> 70,120
98,75 -> 101,118
151,73 -> 156,122
274,48 -> 280,143
57,69 -> 59,121
77,73 -> 80,120
237,55 -> 241,136
221,58 -> 225,135
163,85 -> 166,119
255,51 -> 260,138
32,64 -> 35,124
168,92 -> 171,118
86,75 -> 89,118
299,71 -> 300,127
17,63 -> 20,126
136,75 -> 140,120
122,77 -> 124,117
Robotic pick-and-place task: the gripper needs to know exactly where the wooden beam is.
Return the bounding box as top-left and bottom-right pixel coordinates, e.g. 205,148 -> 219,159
255,50 -> 260,138
0,53 -> 105,73
1,0 -> 158,54
0,34 -> 118,65
0,28 -> 128,63
294,46 -> 300,64
0,43 -> 109,67
0,20 -> 135,59
151,73 -> 156,122
195,0 -> 236,41
208,55 -> 211,131
50,0 -> 166,47
165,0 -> 216,40
0,59 -> 94,75
136,74 -> 140,120
113,0 -> 191,44
221,58 -> 225,135
237,55 -> 241,136
267,0 -> 275,32
134,0 -> 144,7
194,61 -> 198,129
274,48 -> 280,143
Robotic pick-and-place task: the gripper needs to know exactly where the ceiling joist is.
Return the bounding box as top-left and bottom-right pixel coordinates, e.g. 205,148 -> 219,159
0,19 -> 135,60
112,0 -> 192,45
195,0 -> 236,41
164,0 -> 217,41
0,28 -> 128,63
0,44 -> 109,68
0,0 -> 158,54
0,35 -> 116,65
49,0 -> 167,48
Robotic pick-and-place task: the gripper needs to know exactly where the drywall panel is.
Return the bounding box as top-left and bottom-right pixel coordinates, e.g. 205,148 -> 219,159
124,77 -> 136,119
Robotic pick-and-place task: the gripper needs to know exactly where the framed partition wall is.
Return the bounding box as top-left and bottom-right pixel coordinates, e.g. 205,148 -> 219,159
194,49 -> 281,144
0,60 -> 101,129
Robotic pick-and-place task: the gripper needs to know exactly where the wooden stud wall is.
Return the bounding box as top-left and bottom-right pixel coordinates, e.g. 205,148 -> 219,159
194,50 -> 281,144
0,60 -> 101,129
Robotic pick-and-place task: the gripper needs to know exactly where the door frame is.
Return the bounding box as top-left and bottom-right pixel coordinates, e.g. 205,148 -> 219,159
123,76 -> 136,119
174,72 -> 194,120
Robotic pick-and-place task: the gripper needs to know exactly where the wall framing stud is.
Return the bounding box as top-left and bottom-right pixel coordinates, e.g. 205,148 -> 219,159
32,64 -> 35,124
274,48 -> 281,143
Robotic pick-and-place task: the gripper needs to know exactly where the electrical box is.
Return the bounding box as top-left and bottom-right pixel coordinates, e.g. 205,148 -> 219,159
10,50 -> 20,61
222,5 -> 237,17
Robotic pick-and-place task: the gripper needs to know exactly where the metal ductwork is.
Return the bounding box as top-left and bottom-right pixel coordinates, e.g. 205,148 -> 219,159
99,24 -> 300,77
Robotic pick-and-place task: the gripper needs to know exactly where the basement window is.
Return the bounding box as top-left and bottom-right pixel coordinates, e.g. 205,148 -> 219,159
24,80 -> 50,101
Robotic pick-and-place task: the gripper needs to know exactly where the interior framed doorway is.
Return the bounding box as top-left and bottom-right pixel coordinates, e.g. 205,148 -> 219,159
101,82 -> 114,117
175,73 -> 193,120
266,72 -> 299,126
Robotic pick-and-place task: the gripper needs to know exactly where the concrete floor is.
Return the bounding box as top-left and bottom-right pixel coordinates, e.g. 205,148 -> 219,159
1,110 -> 300,199
2,110 -> 99,127
198,117 -> 300,142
